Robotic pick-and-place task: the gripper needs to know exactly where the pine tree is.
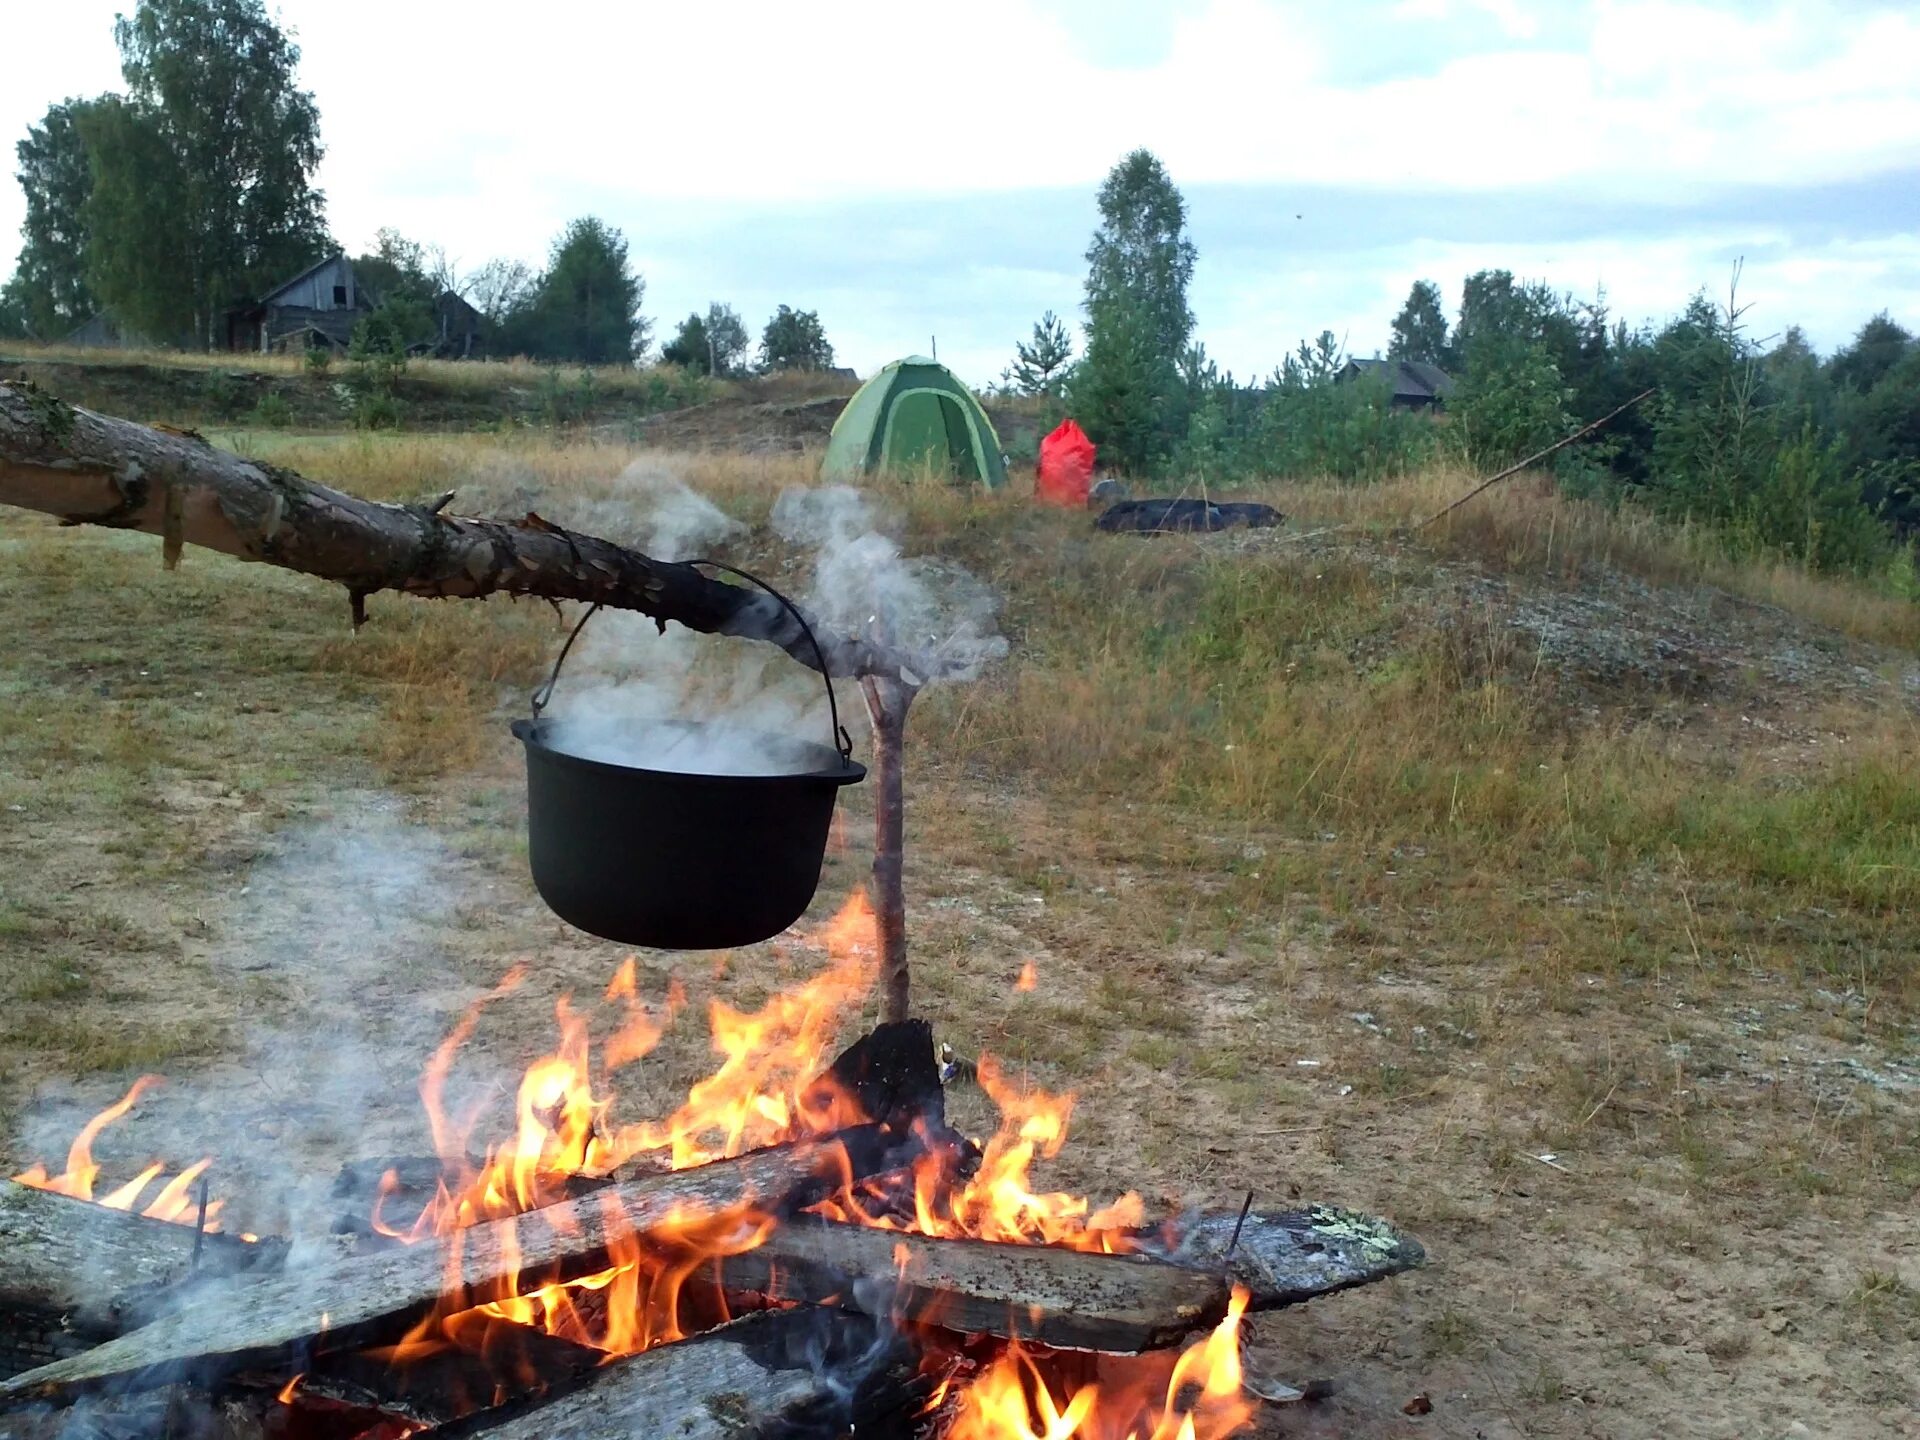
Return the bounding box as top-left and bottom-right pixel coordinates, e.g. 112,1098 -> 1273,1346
504,217 -> 647,364
1009,310 -> 1074,396
1387,280 -> 1449,367
1074,149 -> 1196,474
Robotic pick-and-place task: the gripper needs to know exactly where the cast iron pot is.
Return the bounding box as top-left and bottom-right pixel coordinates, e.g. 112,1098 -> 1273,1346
513,565 -> 865,950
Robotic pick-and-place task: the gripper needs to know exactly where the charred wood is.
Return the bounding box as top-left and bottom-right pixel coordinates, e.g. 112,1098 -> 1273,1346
0,1183 -> 282,1377
808,1018 -> 946,1138
0,1130 -> 914,1405
421,1308 -> 923,1440
1129,1204 -> 1426,1309
327,1157 -> 606,1249
271,1327 -> 605,1429
723,1205 -> 1424,1354
722,1216 -> 1230,1353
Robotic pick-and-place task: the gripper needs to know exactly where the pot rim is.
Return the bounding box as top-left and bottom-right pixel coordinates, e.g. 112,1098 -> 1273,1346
512,717 -> 866,788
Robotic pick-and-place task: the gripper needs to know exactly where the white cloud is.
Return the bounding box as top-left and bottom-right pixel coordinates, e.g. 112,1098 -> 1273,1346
2,0 -> 1917,379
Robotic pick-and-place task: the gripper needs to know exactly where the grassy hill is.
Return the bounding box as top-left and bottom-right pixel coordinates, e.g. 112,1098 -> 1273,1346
0,341 -> 858,432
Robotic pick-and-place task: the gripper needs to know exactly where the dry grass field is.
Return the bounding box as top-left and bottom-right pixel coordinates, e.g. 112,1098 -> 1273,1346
1,429 -> 1916,1437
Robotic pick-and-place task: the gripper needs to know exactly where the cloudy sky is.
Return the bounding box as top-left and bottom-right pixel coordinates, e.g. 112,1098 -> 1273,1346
4,0 -> 1918,384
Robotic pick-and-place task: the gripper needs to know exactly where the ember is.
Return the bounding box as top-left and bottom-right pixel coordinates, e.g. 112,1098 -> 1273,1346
932,1288 -> 1256,1440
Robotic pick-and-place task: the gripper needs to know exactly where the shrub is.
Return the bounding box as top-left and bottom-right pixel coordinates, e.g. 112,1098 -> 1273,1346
248,391 -> 292,428
200,367 -> 244,420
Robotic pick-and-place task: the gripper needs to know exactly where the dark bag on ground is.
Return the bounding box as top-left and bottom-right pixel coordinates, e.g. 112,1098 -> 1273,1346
1094,498 -> 1283,534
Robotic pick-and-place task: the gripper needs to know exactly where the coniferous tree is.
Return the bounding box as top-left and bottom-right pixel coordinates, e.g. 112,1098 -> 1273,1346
1008,310 -> 1075,396
1387,280 -> 1450,367
501,217 -> 647,364
1072,149 -> 1196,473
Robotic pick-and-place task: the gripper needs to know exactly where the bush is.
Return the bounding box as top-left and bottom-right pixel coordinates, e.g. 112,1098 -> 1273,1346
303,345 -> 331,375
248,391 -> 292,428
353,390 -> 402,430
200,367 -> 244,420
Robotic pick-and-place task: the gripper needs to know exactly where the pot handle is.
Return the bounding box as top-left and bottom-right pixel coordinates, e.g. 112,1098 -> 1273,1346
692,559 -> 854,765
529,601 -> 601,719
527,566 -> 854,765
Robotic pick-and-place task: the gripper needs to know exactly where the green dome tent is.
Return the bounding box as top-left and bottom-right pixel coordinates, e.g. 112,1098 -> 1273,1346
820,356 -> 1006,488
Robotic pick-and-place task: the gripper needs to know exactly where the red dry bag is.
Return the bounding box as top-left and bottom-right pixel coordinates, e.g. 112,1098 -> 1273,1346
1036,419 -> 1096,507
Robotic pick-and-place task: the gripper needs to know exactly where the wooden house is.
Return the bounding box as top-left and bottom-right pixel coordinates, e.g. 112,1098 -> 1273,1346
1337,358 -> 1456,411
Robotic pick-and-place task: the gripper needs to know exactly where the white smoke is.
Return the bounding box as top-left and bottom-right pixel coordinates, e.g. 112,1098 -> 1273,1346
542,473 -> 1003,776
11,803 -> 516,1262
772,485 -> 1007,684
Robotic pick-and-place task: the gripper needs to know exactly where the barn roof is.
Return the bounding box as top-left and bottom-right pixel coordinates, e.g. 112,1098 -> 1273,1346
1341,357 -> 1456,401
260,252 -> 351,307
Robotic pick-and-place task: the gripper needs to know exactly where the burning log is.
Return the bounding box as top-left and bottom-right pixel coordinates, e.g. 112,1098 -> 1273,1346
0,1130 -> 912,1404
422,1308 -> 923,1440
276,1327 -> 605,1429
719,1206 -> 1424,1354
0,1182 -> 278,1375
727,1216 -> 1223,1353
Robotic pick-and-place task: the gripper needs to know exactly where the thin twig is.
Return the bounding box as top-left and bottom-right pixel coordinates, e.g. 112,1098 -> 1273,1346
1225,1191 -> 1256,1258
1416,389 -> 1655,531
191,1174 -> 210,1270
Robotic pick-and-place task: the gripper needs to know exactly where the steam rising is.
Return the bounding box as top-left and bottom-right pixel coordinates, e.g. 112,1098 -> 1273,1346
773,485 -> 1008,684
547,473 -> 1005,776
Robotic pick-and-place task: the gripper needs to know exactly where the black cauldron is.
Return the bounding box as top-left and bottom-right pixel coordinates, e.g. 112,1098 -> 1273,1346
514,566 -> 865,950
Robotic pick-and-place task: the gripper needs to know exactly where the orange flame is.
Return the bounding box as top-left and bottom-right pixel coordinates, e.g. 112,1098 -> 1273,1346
10,1077 -> 229,1230
1016,961 -> 1038,993
375,892 -> 880,1366
939,1288 -> 1256,1440
816,1055 -> 1143,1252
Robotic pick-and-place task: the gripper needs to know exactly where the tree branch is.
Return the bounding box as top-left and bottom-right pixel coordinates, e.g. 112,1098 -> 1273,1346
0,380 -> 931,681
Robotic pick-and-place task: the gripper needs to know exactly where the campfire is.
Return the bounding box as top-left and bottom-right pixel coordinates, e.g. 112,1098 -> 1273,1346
1,894 -> 1420,1439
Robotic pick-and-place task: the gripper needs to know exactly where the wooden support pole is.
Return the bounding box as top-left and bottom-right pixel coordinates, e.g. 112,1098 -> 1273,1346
861,675 -> 914,1024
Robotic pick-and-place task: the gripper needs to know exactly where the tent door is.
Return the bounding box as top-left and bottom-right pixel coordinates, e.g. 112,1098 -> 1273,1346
881,388 -> 982,481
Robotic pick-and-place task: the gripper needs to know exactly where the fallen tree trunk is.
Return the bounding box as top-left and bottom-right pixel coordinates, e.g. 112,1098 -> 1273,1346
0,379 -> 931,681
0,1128 -> 910,1403
425,1308 -> 921,1440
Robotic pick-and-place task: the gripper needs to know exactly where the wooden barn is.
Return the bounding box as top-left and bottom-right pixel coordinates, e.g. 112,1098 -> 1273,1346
223,253 -> 371,353
224,254 -> 486,357
1337,357 -> 1456,411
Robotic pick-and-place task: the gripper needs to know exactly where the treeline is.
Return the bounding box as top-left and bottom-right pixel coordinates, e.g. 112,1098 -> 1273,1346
0,0 -> 839,376
1003,151 -> 1920,577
